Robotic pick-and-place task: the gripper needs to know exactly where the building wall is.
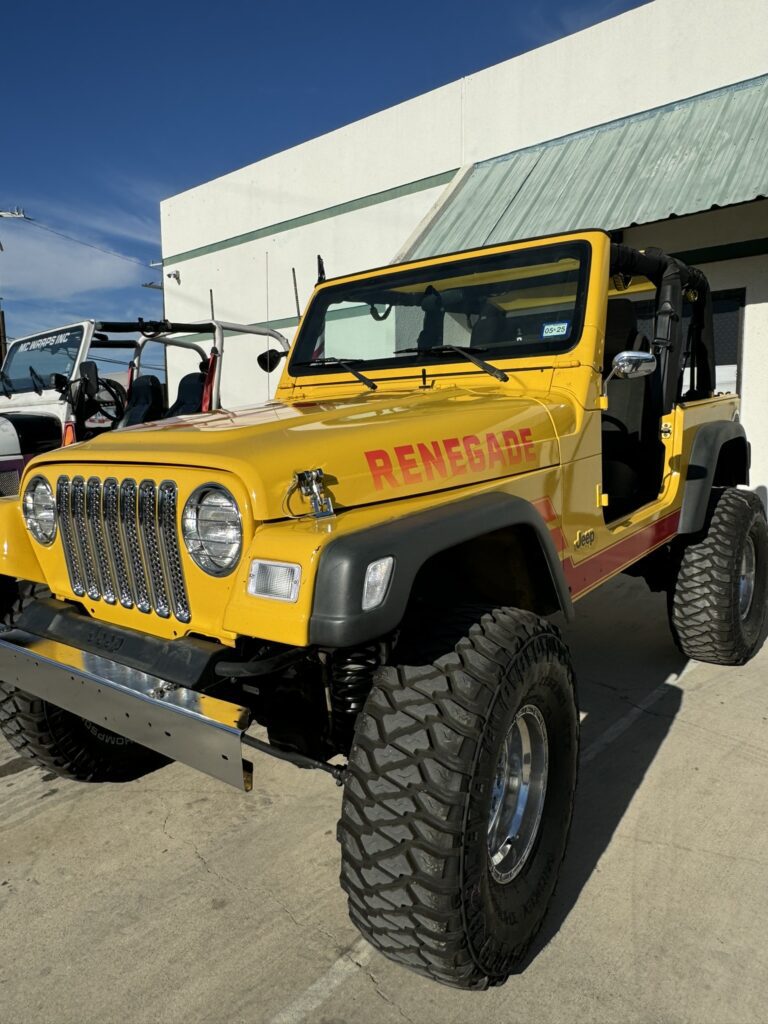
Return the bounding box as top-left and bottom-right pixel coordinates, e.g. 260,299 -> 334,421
161,0 -> 767,327
159,0 -> 768,489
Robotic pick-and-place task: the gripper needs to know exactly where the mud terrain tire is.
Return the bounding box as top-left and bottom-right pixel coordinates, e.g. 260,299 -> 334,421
0,684 -> 168,782
0,578 -> 167,781
338,607 -> 579,989
670,488 -> 768,665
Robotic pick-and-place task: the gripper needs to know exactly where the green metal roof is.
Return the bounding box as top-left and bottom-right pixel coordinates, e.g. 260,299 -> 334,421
407,75 -> 768,259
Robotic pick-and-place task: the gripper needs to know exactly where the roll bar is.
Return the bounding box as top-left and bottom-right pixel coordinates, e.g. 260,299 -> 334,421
609,244 -> 715,411
96,319 -> 291,413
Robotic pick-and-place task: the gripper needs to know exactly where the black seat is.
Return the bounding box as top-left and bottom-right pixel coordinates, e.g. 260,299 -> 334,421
602,298 -> 648,442
601,299 -> 659,519
164,372 -> 205,418
116,375 -> 164,429
470,303 -> 507,347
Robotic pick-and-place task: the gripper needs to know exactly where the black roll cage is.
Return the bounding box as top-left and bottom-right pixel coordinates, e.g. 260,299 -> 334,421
609,244 -> 715,413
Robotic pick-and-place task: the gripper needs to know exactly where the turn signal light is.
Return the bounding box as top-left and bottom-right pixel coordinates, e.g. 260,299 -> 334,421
248,559 -> 301,602
362,556 -> 394,610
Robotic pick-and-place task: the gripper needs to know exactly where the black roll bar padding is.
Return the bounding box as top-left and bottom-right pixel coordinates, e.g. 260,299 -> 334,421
95,320 -> 216,335
688,283 -> 715,400
609,243 -> 668,286
88,339 -> 141,350
609,243 -> 715,412
609,244 -> 711,294
657,261 -> 684,414
656,257 -> 715,408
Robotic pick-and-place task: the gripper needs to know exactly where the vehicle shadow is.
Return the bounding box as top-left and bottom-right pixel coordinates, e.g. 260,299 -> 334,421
516,574 -> 687,969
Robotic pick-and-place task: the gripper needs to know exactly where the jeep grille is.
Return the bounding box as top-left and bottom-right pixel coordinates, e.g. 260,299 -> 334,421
56,475 -> 191,623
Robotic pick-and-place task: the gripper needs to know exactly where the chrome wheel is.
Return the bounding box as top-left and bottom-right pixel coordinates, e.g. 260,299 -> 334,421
739,536 -> 756,620
487,703 -> 549,884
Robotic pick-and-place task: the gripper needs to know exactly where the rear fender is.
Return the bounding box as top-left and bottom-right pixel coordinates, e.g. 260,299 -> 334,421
679,421 -> 750,534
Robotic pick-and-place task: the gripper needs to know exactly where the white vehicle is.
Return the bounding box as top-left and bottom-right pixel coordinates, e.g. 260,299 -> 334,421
0,322 -> 134,496
0,318 -> 288,495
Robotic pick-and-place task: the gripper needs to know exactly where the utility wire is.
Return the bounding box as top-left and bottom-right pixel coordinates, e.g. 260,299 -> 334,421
19,216 -> 154,269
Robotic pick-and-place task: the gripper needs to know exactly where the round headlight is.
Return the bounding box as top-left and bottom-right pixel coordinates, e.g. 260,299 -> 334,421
182,484 -> 242,576
23,476 -> 57,545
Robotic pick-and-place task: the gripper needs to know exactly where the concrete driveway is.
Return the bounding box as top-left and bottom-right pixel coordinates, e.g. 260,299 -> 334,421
1,575 -> 767,1024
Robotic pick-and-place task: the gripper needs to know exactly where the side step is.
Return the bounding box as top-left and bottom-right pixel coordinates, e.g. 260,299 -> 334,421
0,630 -> 253,790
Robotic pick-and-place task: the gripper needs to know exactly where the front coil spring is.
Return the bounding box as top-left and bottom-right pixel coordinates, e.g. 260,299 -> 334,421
330,646 -> 380,754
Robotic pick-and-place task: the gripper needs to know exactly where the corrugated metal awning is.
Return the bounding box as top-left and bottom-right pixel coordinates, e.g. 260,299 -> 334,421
407,75 -> 768,259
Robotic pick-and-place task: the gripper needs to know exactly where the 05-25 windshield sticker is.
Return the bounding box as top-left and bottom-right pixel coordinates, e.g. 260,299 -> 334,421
540,321 -> 570,339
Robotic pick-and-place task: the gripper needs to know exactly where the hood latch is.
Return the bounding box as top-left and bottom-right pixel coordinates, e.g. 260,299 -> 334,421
295,468 -> 335,519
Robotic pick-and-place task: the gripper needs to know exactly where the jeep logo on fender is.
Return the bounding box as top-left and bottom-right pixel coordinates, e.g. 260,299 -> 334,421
365,428 -> 535,490
574,529 -> 596,550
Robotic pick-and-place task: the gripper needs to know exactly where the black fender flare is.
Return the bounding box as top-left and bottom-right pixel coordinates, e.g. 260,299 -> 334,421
679,420 -> 750,534
308,491 -> 573,647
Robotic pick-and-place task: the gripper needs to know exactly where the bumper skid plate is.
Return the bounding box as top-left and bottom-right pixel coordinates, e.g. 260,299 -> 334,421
0,631 -> 253,790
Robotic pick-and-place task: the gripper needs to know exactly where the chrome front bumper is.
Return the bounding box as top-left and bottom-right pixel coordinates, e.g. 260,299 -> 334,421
0,631 -> 253,790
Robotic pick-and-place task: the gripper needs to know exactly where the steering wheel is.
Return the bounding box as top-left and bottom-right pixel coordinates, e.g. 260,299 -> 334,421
71,374 -> 127,427
90,377 -> 127,422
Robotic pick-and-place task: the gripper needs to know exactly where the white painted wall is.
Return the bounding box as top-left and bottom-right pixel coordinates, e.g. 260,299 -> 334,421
717,258 -> 768,497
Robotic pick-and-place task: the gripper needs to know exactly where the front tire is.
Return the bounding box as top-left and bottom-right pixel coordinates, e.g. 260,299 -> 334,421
338,607 -> 578,989
0,685 -> 168,782
670,488 -> 768,665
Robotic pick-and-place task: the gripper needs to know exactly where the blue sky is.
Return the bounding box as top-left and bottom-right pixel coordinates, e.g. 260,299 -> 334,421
1,0 -> 645,339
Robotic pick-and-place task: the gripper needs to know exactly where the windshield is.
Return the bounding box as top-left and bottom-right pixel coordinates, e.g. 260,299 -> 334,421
2,325 -> 84,393
290,241 -> 590,379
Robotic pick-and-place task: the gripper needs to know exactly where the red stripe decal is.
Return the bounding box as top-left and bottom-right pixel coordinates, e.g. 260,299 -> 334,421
550,528 -> 567,553
533,497 -> 565,551
563,510 -> 680,598
533,497 -> 558,523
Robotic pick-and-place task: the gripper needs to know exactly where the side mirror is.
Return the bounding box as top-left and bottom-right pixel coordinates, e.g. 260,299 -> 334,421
611,350 -> 657,380
79,360 -> 100,398
50,372 -> 69,393
257,348 -> 286,373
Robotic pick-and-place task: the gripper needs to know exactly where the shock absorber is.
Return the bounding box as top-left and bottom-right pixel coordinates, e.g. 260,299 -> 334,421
329,646 -> 380,754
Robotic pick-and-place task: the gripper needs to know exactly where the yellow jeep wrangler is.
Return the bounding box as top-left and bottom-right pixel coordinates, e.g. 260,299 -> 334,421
0,229 -> 764,989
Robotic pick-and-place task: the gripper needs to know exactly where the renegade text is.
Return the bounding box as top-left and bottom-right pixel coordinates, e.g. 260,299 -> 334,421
365,428 -> 535,490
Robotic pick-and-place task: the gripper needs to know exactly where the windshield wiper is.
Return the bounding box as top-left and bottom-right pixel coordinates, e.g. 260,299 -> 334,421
399,345 -> 509,383
0,370 -> 14,398
294,357 -> 377,391
29,365 -> 46,395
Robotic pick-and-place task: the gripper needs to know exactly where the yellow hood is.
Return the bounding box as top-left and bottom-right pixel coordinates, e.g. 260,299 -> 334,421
28,386 -> 562,520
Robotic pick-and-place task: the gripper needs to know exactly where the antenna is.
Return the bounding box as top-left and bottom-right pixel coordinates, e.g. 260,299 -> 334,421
316,255 -> 326,284
209,289 -> 216,320
291,267 -> 301,319
265,252 -> 271,390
